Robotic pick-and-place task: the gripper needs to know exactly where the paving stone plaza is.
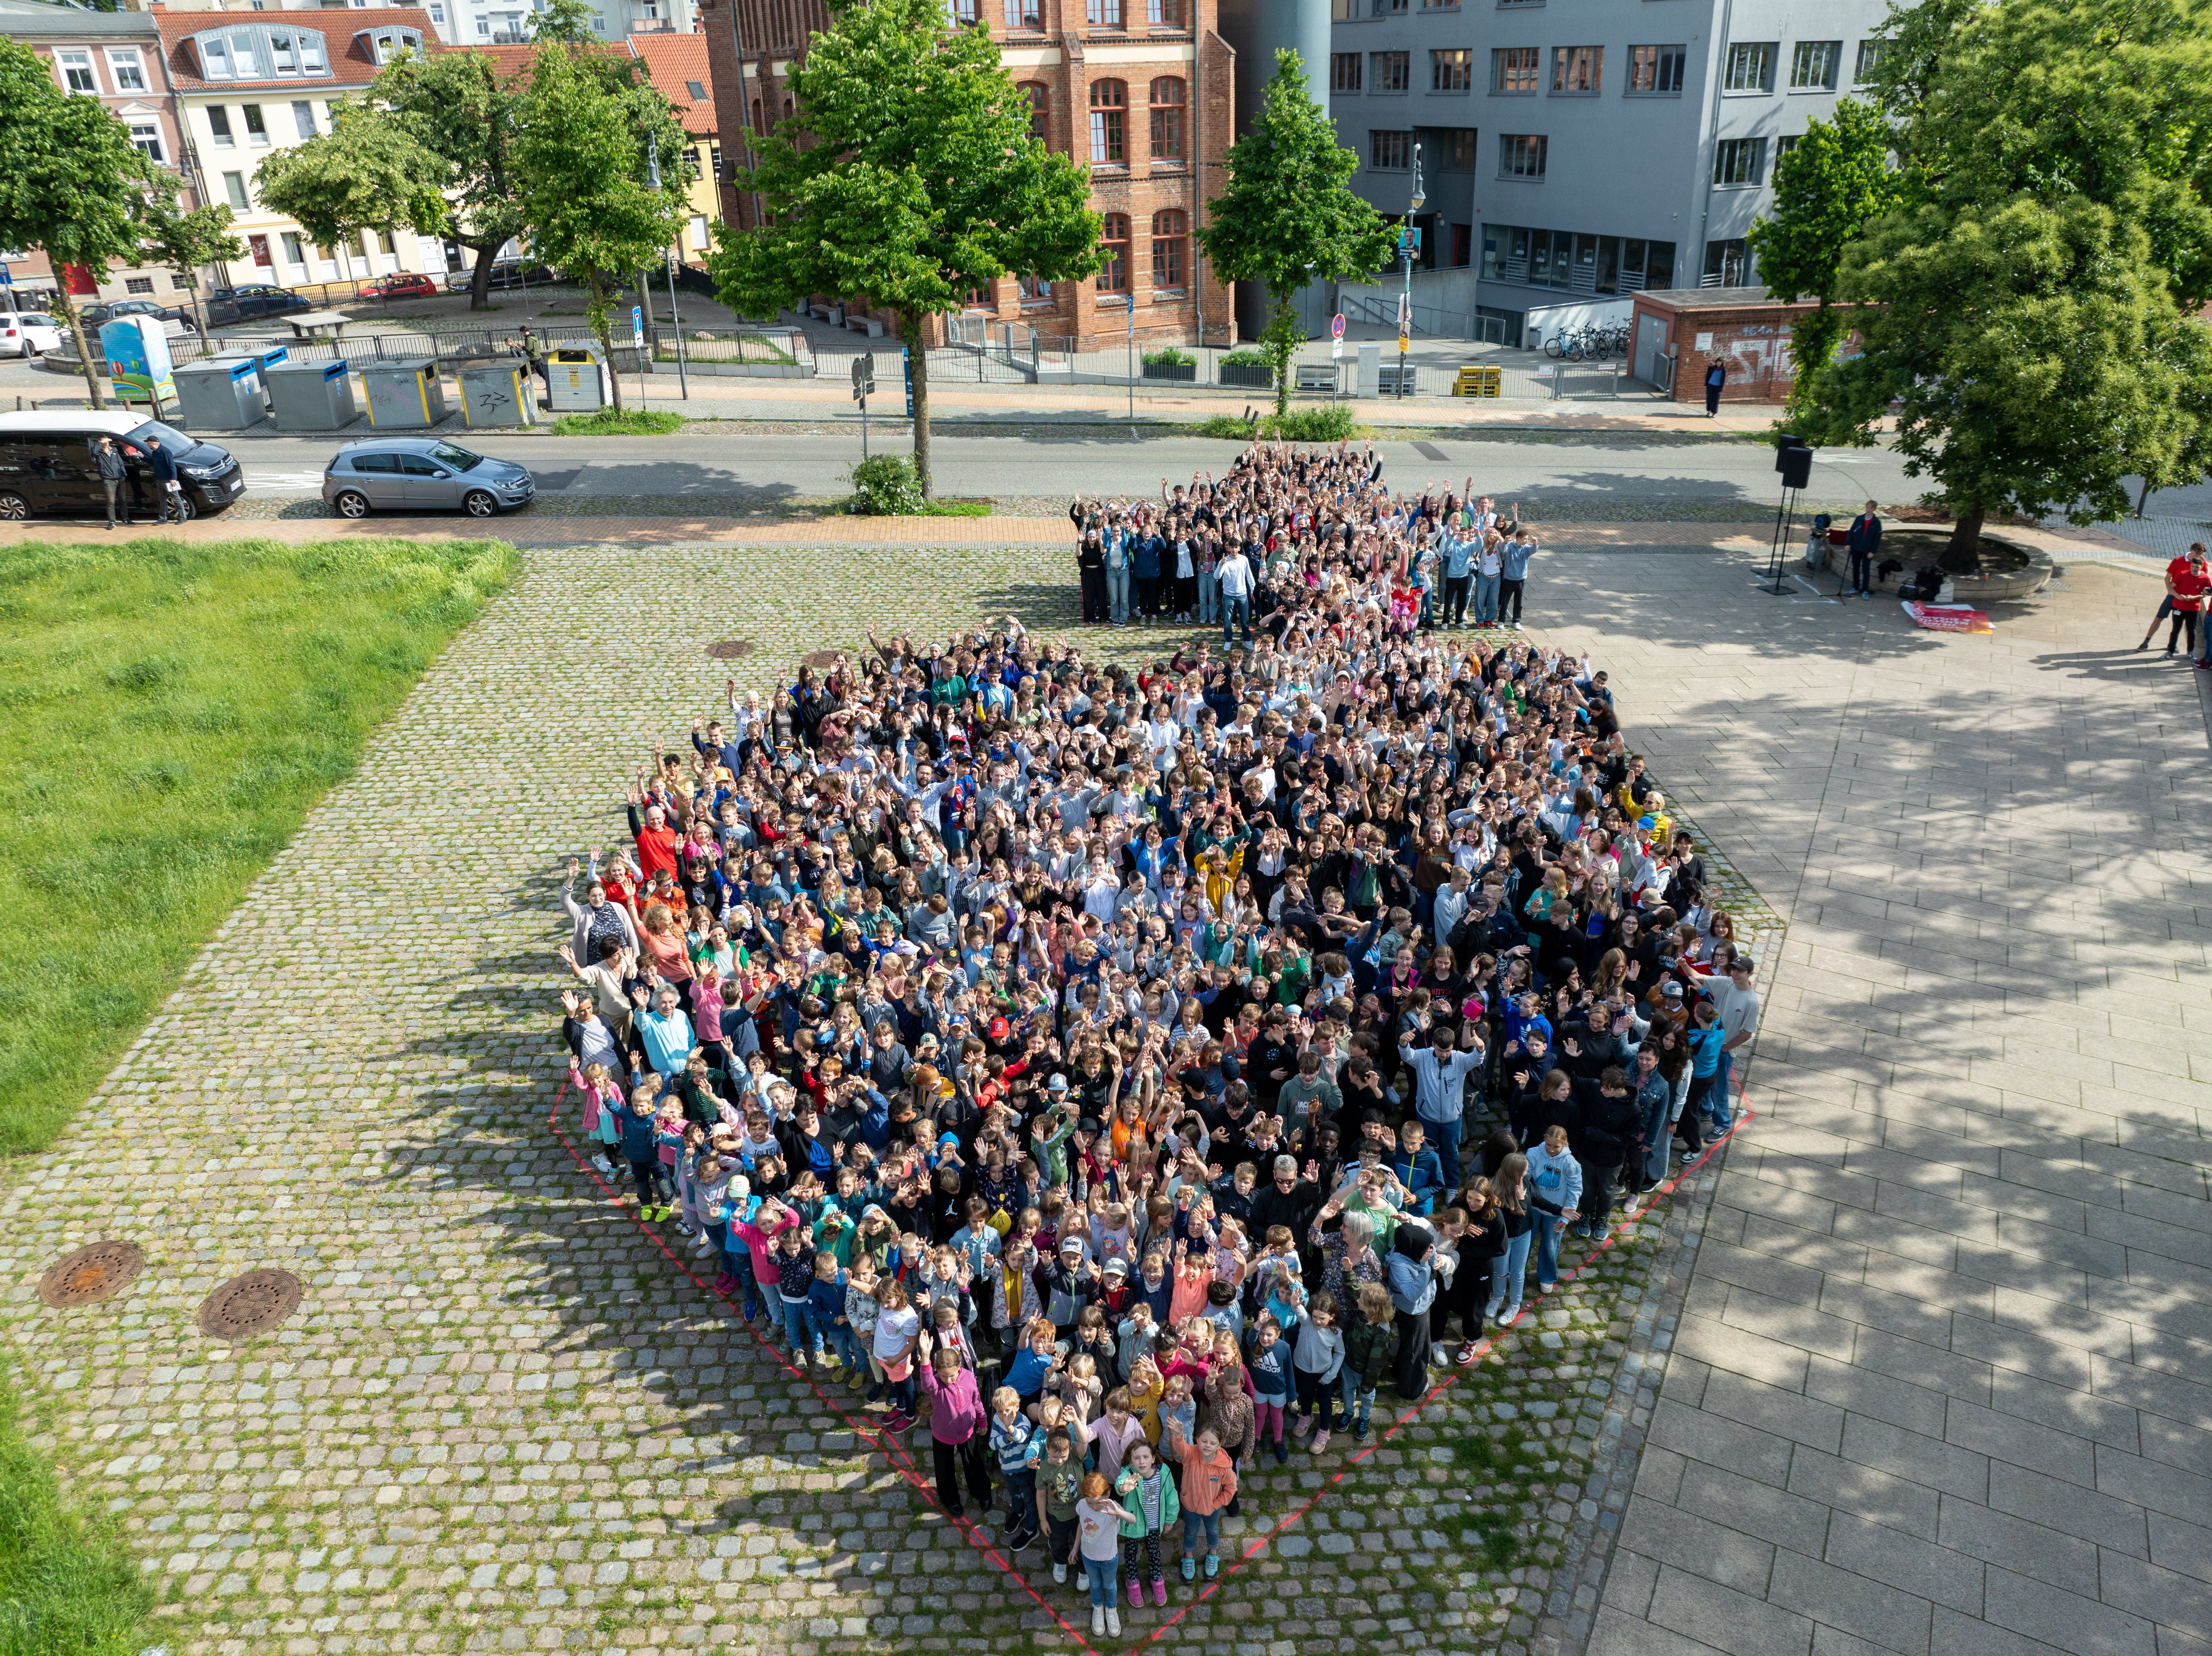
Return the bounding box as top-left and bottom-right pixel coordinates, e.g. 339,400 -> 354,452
4,534 -> 2209,1656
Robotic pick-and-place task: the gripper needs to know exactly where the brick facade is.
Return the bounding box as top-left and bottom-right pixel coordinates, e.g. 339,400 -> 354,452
695,0 -> 1234,351
1628,286 -> 1820,405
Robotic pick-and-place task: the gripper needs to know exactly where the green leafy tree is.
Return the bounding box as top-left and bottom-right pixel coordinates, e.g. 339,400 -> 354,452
136,180 -> 247,336
709,0 -> 1100,497
373,51 -> 528,310
1745,100 -> 1907,419
514,42 -> 688,413
1802,196 -> 2212,562
0,38 -> 153,406
1196,50 -> 1396,419
529,0 -> 601,42
253,100 -> 450,288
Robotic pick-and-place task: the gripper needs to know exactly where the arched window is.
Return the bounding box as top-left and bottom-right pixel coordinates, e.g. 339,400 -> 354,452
1097,213 -> 1129,292
1020,81 -> 1049,144
749,97 -> 762,133
1088,79 -> 1127,164
781,96 -> 793,122
1148,76 -> 1184,160
1150,208 -> 1187,291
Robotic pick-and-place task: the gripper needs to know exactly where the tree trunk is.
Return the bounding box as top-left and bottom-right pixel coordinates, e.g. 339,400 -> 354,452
590,271 -> 623,414
907,314 -> 932,498
1942,504 -> 1986,573
467,242 -> 501,311
1269,288 -> 1294,422
54,290 -> 106,411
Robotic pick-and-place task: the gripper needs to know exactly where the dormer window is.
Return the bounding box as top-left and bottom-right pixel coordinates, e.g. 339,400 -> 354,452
300,33 -> 326,71
364,27 -> 423,62
200,36 -> 230,76
193,25 -> 331,80
269,31 -> 297,73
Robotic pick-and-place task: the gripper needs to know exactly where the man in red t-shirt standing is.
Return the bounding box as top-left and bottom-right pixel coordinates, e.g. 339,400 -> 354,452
2150,543 -> 2209,659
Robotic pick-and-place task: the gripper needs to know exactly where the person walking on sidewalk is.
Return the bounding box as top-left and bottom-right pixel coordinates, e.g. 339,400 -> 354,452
2143,543 -> 2207,657
1703,358 -> 1727,417
1497,516 -> 1536,630
96,437 -> 131,530
1846,501 -> 1882,597
144,436 -> 184,524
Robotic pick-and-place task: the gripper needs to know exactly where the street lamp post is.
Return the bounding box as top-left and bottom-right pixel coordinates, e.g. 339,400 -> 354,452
1399,143 -> 1424,398
646,130 -> 689,401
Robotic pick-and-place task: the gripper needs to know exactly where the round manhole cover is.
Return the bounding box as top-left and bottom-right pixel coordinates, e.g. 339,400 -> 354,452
39,1239 -> 145,1308
197,1269 -> 303,1340
802,649 -> 843,669
707,638 -> 754,659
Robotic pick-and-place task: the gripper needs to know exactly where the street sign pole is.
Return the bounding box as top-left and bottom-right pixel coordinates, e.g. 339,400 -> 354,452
631,304 -> 647,413
1330,311 -> 1344,405
665,249 -> 689,401
852,352 -> 875,460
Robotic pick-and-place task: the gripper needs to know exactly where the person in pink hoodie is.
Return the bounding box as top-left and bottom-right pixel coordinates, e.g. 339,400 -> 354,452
725,1196 -> 799,1324
916,1327 -> 993,1518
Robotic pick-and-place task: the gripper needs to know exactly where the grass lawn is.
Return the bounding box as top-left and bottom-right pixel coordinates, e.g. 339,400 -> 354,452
0,534 -> 518,1158
0,1359 -> 150,1656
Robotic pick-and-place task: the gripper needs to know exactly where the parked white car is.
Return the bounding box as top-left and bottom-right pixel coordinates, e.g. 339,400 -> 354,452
1,311 -> 64,358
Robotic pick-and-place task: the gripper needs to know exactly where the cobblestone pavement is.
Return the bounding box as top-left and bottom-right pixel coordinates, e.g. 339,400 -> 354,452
6,537 -> 1779,1656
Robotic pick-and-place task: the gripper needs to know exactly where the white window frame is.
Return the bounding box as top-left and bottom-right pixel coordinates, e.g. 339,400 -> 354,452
292,99 -> 317,139
1711,135 -> 1766,187
1722,42 -> 1775,94
107,49 -> 148,92
208,106 -> 236,148
56,50 -> 99,95
128,121 -> 166,165
222,171 -> 250,211
1789,40 -> 1840,91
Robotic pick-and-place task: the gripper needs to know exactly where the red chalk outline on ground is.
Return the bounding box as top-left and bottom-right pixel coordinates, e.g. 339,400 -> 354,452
546,1076 -> 1753,1653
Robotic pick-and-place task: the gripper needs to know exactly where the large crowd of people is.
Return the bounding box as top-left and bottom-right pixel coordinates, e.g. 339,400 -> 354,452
554,440 -> 1758,1640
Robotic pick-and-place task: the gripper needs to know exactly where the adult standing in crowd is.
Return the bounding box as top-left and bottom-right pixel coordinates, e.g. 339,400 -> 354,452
1845,501 -> 1882,598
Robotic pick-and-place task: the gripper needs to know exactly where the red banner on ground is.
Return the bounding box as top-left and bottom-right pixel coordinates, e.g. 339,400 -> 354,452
1904,602 -> 1993,634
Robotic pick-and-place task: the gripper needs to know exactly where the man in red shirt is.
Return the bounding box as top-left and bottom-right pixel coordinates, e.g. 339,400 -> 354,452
2151,543 -> 2209,658
625,788 -> 684,883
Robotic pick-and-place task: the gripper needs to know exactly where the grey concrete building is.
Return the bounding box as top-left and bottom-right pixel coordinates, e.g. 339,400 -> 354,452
1327,0 -> 1900,345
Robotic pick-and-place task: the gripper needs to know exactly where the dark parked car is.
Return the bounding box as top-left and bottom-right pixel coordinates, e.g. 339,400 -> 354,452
0,409 -> 244,520
78,299 -> 197,335
362,272 -> 438,301
442,262 -> 553,293
322,436 -> 534,519
205,284 -> 311,326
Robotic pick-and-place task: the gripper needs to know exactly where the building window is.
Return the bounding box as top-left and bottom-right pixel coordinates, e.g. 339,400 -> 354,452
1711,136 -> 1765,186
1370,52 -> 1410,92
125,276 -> 154,295
280,230 -> 305,264
709,141 -> 722,177
1088,80 -> 1126,163
1331,0 -> 1355,17
57,51 -> 97,94
1098,212 -> 1129,292
243,104 -> 269,146
1439,128 -> 1475,169
1776,135 -> 1800,163
1550,45 -> 1601,93
1626,45 -> 1685,94
270,31 -> 298,73
429,2 -> 446,21
1018,274 -> 1052,304
173,274 -> 195,290
1492,47 -> 1537,93
1148,78 -> 1184,159
1703,237 -> 1748,285
750,97 -> 763,133
1020,81 -> 1049,143
1004,0 -> 1042,26
591,12 -> 605,29
1151,208 -> 1186,291
1146,0 -> 1183,24
301,33 -> 326,71
1852,39 -> 1886,83
689,214 -> 710,251
1431,49 -> 1472,91
1723,42 -> 1775,92
952,0 -> 980,22
1790,40 -> 1839,89
200,37 -> 231,76
1498,133 -> 1546,178
1370,129 -> 1411,169
209,107 -> 235,147
292,100 -> 316,139
1330,52 -> 1362,94
228,32 -> 261,75
107,49 -> 147,91
1368,0 -> 1408,14
1086,0 -> 1124,27
223,171 -> 250,211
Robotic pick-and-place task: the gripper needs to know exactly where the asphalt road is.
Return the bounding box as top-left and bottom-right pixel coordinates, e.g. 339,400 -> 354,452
225,431 -> 1921,505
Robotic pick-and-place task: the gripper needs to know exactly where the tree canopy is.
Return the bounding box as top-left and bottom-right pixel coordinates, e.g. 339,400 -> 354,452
709,0 -> 1101,496
253,100 -> 450,278
1196,50 -> 1396,417
371,50 -> 528,310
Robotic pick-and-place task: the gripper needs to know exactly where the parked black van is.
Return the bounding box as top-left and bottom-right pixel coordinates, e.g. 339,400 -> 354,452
0,411 -> 245,521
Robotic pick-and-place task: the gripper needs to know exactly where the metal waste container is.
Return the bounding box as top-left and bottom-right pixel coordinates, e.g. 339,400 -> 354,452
544,345 -> 609,412
362,357 -> 447,428
172,355 -> 266,431
243,343 -> 290,406
266,359 -> 360,432
456,362 -> 538,428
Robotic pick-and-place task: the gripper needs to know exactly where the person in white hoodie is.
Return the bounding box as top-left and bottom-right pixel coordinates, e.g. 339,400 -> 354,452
1523,1123 -> 1583,1294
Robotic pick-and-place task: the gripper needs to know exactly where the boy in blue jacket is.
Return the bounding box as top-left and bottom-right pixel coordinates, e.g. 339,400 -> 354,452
1392,1121 -> 1448,1216
807,1250 -> 866,1374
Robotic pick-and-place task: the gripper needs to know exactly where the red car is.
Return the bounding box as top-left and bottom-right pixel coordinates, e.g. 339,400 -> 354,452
362,273 -> 438,301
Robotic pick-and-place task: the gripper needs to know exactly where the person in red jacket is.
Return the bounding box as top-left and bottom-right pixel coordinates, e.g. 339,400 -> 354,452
625,786 -> 684,883
916,1328 -> 994,1517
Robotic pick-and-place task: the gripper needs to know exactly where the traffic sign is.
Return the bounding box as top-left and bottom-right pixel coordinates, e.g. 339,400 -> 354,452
630,304 -> 644,347
1330,313 -> 1345,341
851,353 -> 875,400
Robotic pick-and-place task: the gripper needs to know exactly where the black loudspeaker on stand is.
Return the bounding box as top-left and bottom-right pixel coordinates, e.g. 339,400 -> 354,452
1764,434 -> 1814,595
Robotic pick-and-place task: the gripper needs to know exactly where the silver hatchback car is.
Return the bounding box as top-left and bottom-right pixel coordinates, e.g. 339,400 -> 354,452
322,437 -> 535,518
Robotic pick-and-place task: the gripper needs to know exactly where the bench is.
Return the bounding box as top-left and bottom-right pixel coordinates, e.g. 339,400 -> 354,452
846,315 -> 886,338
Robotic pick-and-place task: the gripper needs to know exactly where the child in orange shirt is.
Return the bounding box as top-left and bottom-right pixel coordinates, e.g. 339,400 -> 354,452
1163,1417 -> 1237,1581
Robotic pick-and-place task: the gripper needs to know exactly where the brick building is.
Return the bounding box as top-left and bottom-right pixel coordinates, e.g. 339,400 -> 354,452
696,0 -> 1235,351
1626,285 -> 1817,403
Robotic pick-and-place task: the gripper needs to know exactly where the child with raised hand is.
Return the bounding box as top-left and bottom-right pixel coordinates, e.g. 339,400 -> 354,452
770,1221 -> 822,1363
1290,1288 -> 1346,1452
1163,1416 -> 1237,1581
1036,1422 -> 1085,1587
1124,1354 -> 1166,1445
845,1253 -> 886,1401
808,1248 -> 866,1385
1090,1385 -> 1146,1480
915,1327 -> 993,1521
988,1384 -> 1043,1551
1168,1237 -> 1214,1327
1114,1439 -> 1178,1609
1076,1472 -> 1128,1637
1247,1313 -> 1294,1463
1158,1372 -> 1197,1450
575,1060 -> 624,1179
1340,1281 -> 1397,1441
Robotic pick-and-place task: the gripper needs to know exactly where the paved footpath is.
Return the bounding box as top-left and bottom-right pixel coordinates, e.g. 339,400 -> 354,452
3,539 -> 2205,1656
